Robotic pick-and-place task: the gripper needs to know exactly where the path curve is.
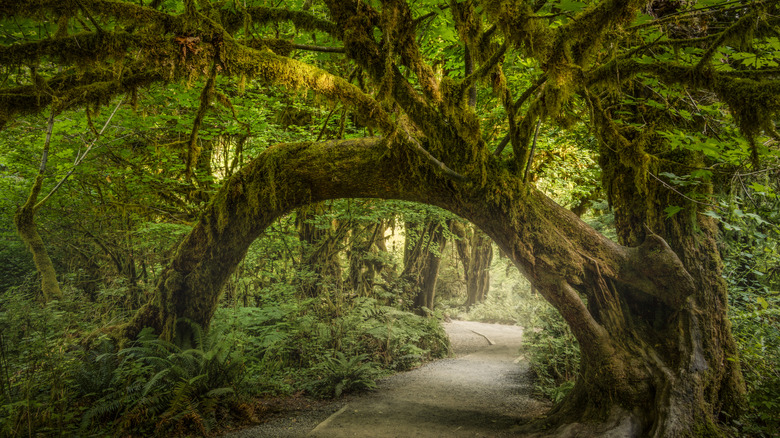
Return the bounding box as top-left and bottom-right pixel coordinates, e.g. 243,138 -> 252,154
224,320 -> 549,437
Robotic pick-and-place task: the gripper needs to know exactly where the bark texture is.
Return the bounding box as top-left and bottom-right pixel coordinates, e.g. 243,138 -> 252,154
347,220 -> 386,297
296,202 -> 343,297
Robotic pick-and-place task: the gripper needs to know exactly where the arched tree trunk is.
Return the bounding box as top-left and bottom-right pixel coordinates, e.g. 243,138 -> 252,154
125,136 -> 744,436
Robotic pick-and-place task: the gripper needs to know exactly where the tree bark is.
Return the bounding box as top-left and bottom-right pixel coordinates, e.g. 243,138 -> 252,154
412,220 -> 447,312
347,219 -> 386,297
14,193 -> 63,302
401,217 -> 447,312
125,136 -> 744,436
451,221 -> 493,307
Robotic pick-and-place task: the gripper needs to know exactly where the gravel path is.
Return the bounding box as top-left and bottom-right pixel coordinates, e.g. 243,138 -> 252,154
221,320 -> 549,438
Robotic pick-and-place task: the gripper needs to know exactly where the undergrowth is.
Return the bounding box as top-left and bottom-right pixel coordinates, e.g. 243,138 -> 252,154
0,282 -> 449,436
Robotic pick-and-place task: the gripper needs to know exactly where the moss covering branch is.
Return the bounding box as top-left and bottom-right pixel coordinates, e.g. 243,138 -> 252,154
452,42 -> 507,100
13,110 -> 63,303
0,69 -> 161,128
586,58 -> 780,142
245,6 -> 339,35
223,42 -> 395,133
0,31 -> 141,67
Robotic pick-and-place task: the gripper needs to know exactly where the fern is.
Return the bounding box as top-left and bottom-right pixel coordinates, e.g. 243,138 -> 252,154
307,351 -> 380,398
79,319 -> 247,435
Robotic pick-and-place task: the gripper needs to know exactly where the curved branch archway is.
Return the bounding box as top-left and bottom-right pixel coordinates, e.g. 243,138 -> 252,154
125,137 -> 733,436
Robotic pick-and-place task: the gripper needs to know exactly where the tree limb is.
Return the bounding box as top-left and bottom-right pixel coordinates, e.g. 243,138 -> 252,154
400,126 -> 466,182
35,97 -> 125,209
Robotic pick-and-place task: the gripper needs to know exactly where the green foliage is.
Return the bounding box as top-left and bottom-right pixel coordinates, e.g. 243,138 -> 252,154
307,352 -> 380,398
211,292 -> 450,400
719,174 -> 780,437
81,321 -> 246,436
521,303 -> 580,403
0,289 -> 89,436
1,0 -> 778,434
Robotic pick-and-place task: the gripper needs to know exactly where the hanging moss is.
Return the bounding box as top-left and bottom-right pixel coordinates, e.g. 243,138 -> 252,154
714,77 -> 780,139
245,6 -> 339,35
87,0 -> 185,34
481,0 -> 553,60
0,31 -> 139,68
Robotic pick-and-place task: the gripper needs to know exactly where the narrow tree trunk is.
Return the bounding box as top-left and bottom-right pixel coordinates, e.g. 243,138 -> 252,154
465,231 -> 492,306
451,221 -> 493,307
347,220 -> 386,297
14,193 -> 62,302
402,218 -> 447,312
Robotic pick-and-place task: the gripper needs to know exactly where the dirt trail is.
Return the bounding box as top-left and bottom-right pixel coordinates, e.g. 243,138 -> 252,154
224,320 -> 549,438
308,320 -> 549,437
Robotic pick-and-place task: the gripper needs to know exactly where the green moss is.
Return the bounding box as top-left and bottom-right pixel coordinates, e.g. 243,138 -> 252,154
715,77 -> 780,140
245,6 -> 338,35
14,32 -> 139,70
243,38 -> 294,57
223,43 -> 394,133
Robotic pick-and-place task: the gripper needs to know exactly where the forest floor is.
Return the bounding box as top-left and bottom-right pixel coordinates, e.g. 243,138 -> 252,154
221,320 -> 550,437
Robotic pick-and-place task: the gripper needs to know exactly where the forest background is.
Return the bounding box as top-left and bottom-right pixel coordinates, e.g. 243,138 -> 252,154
0,0 -> 778,437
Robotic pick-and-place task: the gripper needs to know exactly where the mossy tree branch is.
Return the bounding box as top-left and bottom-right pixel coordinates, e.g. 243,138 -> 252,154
244,6 -> 340,35
0,32 -> 142,67
452,42 -> 507,100
0,69 -> 161,129
586,59 -> 780,142
222,42 -> 395,133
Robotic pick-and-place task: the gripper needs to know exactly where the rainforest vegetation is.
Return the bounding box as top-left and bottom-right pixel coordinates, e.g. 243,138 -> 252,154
0,0 -> 778,436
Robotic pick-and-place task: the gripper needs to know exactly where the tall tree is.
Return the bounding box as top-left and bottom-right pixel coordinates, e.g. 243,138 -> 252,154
2,0 -> 778,435
402,216 -> 448,311
451,221 -> 493,307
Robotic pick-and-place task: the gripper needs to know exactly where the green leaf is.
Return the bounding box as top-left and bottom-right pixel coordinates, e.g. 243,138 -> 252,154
632,13 -> 652,26
664,205 -> 683,218
757,296 -> 769,310
703,210 -> 721,220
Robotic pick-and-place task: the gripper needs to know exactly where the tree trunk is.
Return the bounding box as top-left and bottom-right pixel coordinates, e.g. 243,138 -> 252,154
14,112 -> 63,303
402,218 -> 447,312
125,137 -> 744,436
347,219 -> 386,297
14,192 -> 63,302
451,221 -> 493,307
